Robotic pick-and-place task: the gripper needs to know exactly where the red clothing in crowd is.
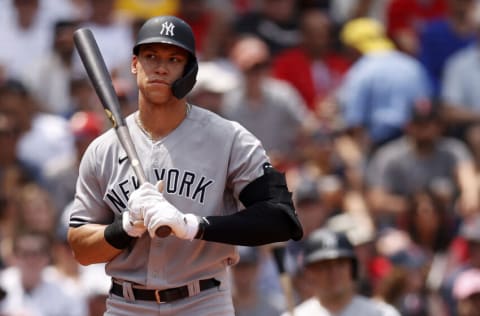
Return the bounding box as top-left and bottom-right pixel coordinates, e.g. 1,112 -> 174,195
178,12 -> 214,56
386,0 -> 447,38
272,48 -> 350,111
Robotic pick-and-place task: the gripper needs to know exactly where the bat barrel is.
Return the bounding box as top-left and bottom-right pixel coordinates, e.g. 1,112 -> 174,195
73,28 -> 125,127
73,27 -> 172,238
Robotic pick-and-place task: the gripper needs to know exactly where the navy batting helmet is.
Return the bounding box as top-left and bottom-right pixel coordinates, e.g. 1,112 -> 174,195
133,16 -> 198,99
303,228 -> 358,278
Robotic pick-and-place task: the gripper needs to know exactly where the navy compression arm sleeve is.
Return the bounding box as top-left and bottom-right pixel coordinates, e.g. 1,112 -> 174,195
197,163 -> 303,245
200,202 -> 296,245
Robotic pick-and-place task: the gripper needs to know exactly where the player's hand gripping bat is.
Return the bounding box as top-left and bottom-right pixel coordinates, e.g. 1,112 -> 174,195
73,28 -> 171,238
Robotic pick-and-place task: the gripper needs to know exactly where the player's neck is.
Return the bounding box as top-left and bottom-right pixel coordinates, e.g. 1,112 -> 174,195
319,290 -> 355,313
137,100 -> 190,140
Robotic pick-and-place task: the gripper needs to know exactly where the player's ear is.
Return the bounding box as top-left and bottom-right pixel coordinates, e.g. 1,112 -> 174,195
131,56 -> 138,74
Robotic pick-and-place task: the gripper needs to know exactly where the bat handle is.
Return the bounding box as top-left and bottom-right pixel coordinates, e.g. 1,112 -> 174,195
133,207 -> 172,238
133,222 -> 172,238
155,226 -> 172,237
118,127 -> 172,238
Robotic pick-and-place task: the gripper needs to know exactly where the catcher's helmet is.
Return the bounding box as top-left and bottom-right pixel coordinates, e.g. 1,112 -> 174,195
303,228 -> 358,278
133,16 -> 198,99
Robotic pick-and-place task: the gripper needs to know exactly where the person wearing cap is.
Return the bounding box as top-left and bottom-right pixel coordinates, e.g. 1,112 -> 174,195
282,228 -> 400,316
336,17 -> 431,152
453,268 -> 480,316
67,15 -> 303,315
366,97 -> 478,227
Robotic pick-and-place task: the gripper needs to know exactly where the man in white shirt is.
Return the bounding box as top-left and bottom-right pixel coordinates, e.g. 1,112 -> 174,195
283,228 -> 400,316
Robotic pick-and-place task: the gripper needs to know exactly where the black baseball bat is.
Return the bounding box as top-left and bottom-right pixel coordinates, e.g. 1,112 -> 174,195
73,28 -> 171,238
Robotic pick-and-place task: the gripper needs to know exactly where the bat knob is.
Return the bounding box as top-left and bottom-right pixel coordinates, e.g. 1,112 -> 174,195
156,226 -> 172,238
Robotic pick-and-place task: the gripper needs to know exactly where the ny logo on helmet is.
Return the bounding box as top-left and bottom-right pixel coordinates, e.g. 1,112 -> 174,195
160,21 -> 175,36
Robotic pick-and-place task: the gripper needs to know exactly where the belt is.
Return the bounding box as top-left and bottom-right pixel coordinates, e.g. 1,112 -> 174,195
110,278 -> 220,304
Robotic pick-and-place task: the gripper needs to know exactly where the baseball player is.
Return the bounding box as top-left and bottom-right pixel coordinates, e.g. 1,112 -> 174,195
67,16 -> 303,316
282,228 -> 400,316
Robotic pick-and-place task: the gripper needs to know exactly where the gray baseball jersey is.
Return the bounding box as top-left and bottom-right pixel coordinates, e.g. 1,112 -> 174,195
69,105 -> 269,289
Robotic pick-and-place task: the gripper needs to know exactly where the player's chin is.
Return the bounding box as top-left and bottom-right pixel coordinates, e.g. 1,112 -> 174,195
146,90 -> 173,105
146,84 -> 169,94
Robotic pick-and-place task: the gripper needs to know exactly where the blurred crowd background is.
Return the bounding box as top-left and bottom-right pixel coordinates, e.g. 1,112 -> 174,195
2,0 -> 480,315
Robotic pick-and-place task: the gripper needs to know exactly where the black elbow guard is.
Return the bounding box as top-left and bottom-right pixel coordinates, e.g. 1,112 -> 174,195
239,163 -> 303,241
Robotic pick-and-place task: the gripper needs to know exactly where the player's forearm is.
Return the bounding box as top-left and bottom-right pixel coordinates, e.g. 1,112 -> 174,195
67,224 -> 122,265
200,202 -> 302,246
197,163 -> 303,245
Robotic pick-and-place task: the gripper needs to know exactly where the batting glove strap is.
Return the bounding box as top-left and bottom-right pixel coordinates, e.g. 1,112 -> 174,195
178,213 -> 200,241
122,211 -> 147,237
104,215 -> 134,249
194,216 -> 208,240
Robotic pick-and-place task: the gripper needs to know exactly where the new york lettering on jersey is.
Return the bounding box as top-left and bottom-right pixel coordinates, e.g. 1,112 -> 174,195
105,167 -> 215,213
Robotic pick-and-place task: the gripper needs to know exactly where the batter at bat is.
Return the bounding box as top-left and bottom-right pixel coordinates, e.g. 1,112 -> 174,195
67,16 -> 303,316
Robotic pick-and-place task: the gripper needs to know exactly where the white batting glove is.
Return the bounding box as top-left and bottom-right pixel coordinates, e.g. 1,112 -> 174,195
136,180 -> 199,240
127,182 -> 165,227
143,202 -> 199,240
121,211 -> 146,237
128,182 -> 165,211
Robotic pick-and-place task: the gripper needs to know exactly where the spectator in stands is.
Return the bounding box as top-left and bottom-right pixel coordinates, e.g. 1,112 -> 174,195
43,111 -> 104,214
453,268 -> 480,316
326,212 -> 377,296
292,178 -> 329,238
366,97 -> 478,228
0,112 -> 30,196
223,35 -> 315,170
0,0 -> 55,79
232,246 -> 286,316
375,246 -> 435,316
337,17 -> 432,152
272,8 -> 350,113
115,0 -> 179,20
177,0 -> 233,60
68,76 -> 100,114
418,0 -> 477,97
283,228 -> 400,315
327,0 -> 391,25
14,183 -> 58,235
399,187 -> 457,257
441,7 -> 480,138
0,231 -> 84,315
22,19 -> 80,116
79,0 -> 133,77
441,216 -> 480,315
234,0 -> 301,55
0,80 -> 74,184
46,211 -> 110,316
188,61 -> 239,114
386,0 -> 447,56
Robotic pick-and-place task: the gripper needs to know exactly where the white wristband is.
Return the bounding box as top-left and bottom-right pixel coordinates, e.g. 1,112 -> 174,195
122,211 -> 146,237
181,213 -> 200,241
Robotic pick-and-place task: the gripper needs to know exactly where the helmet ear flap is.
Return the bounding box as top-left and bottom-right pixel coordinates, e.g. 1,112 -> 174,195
172,57 -> 198,99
